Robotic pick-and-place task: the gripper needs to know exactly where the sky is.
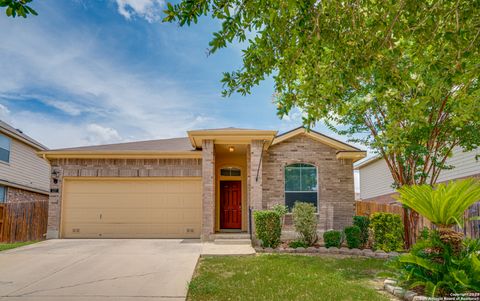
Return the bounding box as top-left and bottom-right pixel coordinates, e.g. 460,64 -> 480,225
0,0 -> 367,151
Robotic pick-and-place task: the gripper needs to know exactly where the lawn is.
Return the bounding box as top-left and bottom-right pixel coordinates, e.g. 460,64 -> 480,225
0,241 -> 38,252
188,254 -> 393,301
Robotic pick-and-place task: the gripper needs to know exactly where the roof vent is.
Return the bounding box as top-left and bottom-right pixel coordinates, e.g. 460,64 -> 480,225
16,128 -> 23,134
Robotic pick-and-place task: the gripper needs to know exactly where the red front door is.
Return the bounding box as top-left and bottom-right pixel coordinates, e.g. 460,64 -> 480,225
220,181 -> 242,229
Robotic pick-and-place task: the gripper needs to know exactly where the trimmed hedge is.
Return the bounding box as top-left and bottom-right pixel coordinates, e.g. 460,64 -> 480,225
253,210 -> 282,248
344,226 -> 361,249
323,230 -> 342,248
353,216 -> 370,247
369,212 -> 404,252
292,202 -> 318,246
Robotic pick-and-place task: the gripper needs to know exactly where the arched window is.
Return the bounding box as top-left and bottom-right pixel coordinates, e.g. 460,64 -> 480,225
220,167 -> 241,176
285,163 -> 318,210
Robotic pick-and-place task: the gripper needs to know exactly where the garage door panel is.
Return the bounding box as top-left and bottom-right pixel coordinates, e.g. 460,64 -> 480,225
62,178 -> 201,238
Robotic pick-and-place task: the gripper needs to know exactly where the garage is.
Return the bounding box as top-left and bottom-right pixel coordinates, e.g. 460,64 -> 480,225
61,177 -> 202,238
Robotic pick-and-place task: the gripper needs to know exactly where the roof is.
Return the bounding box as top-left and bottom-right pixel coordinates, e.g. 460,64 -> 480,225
52,137 -> 194,152
39,137 -> 200,159
0,120 -> 48,150
272,127 -> 366,162
353,155 -> 382,170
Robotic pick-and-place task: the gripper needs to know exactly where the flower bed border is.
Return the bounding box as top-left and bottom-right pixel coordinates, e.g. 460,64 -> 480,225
383,279 -> 429,301
254,246 -> 400,259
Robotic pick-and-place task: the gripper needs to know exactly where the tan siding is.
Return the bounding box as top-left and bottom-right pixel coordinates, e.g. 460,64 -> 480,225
359,148 -> 480,200
437,147 -> 480,182
0,138 -> 50,192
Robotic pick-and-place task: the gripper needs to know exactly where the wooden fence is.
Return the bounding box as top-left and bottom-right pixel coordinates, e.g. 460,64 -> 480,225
355,200 -> 480,239
0,201 -> 49,243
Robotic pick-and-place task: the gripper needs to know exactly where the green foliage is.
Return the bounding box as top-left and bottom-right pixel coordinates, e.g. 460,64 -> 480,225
288,240 -> 308,249
369,212 -> 404,252
396,179 -> 480,228
353,216 -> 370,247
292,202 -> 318,246
164,0 -> 480,188
271,204 -> 288,217
388,230 -> 480,297
0,0 -> 37,18
323,230 -> 342,248
344,226 -> 362,249
253,210 -> 281,248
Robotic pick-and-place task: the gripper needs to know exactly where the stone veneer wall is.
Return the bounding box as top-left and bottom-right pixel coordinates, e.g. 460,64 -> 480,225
6,186 -> 48,203
262,134 -> 356,232
47,158 -> 202,239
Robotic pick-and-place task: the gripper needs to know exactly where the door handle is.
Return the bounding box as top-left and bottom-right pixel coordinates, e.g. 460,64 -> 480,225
100,213 -> 102,219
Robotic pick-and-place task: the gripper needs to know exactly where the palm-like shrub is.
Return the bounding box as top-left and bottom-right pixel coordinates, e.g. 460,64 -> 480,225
396,179 -> 480,251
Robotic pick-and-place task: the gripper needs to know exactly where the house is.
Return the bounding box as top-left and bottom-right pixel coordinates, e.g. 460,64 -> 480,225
0,120 -> 50,204
39,127 -> 366,240
355,147 -> 480,204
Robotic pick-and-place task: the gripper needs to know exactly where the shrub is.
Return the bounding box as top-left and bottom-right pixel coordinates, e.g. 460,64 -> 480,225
353,216 -> 370,247
323,230 -> 342,248
288,240 -> 309,249
388,230 -> 480,296
253,210 -> 282,248
271,204 -> 288,227
344,226 -> 361,249
292,202 -> 318,246
369,212 -> 404,252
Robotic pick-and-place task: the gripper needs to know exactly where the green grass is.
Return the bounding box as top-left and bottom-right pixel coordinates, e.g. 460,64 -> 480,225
188,254 -> 392,301
0,241 -> 38,252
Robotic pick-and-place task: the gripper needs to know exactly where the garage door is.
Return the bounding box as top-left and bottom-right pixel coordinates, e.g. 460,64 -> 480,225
61,178 -> 202,238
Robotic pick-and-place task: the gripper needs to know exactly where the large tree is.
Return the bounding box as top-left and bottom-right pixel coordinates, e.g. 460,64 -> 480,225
164,0 -> 480,247
1,0 -> 37,18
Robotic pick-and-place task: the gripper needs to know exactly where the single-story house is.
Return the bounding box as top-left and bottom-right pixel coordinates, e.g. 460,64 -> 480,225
355,147 -> 480,204
39,127 -> 366,240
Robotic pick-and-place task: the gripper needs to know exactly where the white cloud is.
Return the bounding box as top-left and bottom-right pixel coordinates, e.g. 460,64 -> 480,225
0,10 -> 222,149
115,0 -> 165,22
86,124 -> 123,144
0,104 -> 11,123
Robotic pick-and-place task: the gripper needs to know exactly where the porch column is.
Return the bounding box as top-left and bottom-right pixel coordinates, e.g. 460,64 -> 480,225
249,140 -> 264,210
201,139 -> 215,240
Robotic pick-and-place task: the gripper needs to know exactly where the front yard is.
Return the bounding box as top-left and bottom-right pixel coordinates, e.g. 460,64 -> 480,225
188,254 -> 393,301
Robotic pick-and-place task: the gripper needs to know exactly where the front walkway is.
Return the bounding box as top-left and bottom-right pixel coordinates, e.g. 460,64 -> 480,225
0,239 -> 254,301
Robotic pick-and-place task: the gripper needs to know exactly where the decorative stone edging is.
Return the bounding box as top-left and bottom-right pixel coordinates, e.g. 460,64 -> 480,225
383,279 -> 427,301
254,246 -> 401,259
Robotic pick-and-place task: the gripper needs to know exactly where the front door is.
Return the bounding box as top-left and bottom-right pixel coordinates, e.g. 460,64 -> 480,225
220,181 -> 242,229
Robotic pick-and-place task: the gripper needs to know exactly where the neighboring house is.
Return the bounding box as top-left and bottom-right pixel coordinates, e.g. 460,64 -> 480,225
0,120 -> 50,204
355,147 -> 480,204
40,127 -> 366,240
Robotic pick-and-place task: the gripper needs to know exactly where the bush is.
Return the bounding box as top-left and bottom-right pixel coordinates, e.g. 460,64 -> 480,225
369,212 -> 404,252
388,230 -> 480,297
253,210 -> 282,248
344,226 -> 362,249
323,230 -> 342,248
292,202 -> 318,246
288,240 -> 309,249
353,216 -> 370,247
271,204 -> 288,227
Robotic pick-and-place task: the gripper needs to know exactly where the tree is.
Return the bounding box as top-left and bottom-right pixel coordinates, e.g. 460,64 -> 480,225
164,1 -> 480,248
1,0 -> 37,18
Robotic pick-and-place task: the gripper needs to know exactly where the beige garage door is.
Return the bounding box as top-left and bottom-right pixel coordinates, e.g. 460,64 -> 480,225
61,178 -> 202,238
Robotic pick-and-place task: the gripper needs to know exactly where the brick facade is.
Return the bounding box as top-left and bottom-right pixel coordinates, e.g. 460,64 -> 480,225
262,134 -> 355,232
6,186 -> 48,203
201,140 -> 215,240
46,158 -> 202,239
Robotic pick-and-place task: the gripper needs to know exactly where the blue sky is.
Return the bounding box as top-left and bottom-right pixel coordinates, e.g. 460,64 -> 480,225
0,0 -> 357,150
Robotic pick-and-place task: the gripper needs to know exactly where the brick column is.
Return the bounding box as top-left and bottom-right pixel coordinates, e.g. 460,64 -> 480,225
47,164 -> 62,239
201,140 -> 215,240
249,140 -> 264,210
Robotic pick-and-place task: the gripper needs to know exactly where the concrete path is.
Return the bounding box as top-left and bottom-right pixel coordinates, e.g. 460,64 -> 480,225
0,239 -> 203,301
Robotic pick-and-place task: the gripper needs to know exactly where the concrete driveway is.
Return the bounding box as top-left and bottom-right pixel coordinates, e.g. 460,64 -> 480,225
0,239 -> 203,301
